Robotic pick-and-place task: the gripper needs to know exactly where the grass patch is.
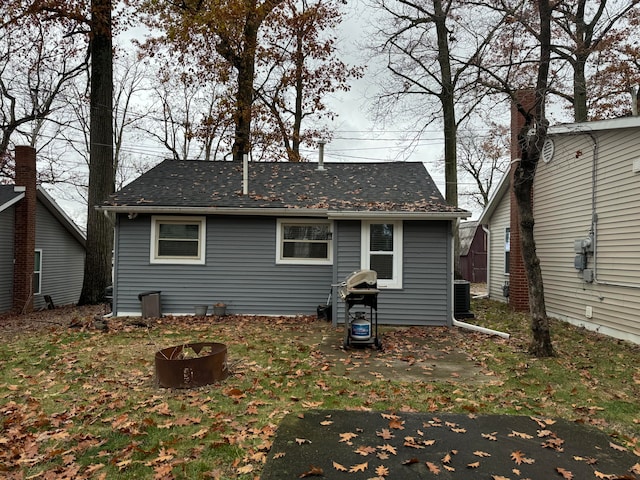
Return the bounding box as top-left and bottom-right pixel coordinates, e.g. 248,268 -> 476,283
1,300 -> 638,479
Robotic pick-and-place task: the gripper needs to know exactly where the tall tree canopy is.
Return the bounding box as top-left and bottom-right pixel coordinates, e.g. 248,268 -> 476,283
0,0 -> 88,180
139,0 -> 359,162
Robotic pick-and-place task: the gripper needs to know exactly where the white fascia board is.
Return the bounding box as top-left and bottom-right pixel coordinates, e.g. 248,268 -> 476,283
0,191 -> 25,213
98,205 -> 330,217
549,116 -> 640,135
98,205 -> 470,220
327,210 -> 471,220
477,170 -> 510,225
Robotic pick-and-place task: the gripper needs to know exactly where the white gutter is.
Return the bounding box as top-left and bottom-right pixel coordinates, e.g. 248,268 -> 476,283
97,205 -> 471,220
327,211 -> 471,220
97,206 -> 331,216
452,317 -> 510,339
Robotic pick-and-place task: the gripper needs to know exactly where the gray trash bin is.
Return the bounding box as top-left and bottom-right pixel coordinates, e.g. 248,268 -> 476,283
138,291 -> 161,318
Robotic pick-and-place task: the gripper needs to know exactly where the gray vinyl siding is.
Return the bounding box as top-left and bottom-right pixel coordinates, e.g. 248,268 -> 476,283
487,189 -> 510,302
333,220 -> 451,326
113,215 -> 333,316
534,127 -> 640,343
33,202 -> 85,309
0,206 -> 15,312
114,215 -> 452,325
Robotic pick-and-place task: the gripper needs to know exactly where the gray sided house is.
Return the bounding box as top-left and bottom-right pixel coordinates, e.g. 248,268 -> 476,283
479,116 -> 640,345
100,160 -> 470,325
1,147 -> 86,313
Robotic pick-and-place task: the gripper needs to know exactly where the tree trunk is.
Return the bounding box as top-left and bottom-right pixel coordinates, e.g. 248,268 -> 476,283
291,28 -> 304,162
78,0 -> 114,305
513,156 -> 553,356
231,7 -> 261,162
573,55 -> 589,122
433,0 -> 460,275
511,0 -> 555,357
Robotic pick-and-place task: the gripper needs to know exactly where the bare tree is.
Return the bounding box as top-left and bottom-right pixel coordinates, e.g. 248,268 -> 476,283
586,7 -> 640,119
136,58 -> 233,161
255,0 -> 362,162
550,0 -> 639,122
0,1 -> 88,179
457,122 -> 509,209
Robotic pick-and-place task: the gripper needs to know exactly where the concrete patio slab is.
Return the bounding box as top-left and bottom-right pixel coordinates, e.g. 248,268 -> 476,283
261,410 -> 639,479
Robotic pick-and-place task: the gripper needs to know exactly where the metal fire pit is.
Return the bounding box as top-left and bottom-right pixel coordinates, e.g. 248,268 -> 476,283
155,342 -> 229,388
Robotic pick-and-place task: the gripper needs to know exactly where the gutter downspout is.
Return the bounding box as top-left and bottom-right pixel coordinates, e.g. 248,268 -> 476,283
452,318 -> 510,339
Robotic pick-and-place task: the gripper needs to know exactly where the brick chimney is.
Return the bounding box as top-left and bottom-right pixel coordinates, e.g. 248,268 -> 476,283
508,91 -> 535,312
13,146 -> 37,313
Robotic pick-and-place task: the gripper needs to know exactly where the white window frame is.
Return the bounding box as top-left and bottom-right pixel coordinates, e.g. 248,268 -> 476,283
361,220 -> 403,289
150,216 -> 206,265
33,249 -> 42,295
276,219 -> 333,265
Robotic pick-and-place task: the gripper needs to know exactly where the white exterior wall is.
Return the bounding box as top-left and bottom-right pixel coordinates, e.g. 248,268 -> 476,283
534,126 -> 640,344
487,189 -> 511,302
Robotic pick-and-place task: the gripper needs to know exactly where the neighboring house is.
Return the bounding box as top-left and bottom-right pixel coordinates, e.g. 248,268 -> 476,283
459,221 -> 487,283
477,172 -> 511,302
0,147 -> 86,314
99,159 -> 470,325
479,107 -> 640,345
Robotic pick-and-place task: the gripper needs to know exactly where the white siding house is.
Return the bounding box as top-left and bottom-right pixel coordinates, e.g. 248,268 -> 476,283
477,172 -> 511,302
480,116 -> 640,344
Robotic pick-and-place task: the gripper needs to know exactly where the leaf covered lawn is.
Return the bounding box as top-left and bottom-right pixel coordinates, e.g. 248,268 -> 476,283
0,299 -> 639,479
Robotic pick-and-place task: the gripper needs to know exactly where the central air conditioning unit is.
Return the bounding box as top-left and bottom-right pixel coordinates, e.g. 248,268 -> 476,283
454,280 -> 474,319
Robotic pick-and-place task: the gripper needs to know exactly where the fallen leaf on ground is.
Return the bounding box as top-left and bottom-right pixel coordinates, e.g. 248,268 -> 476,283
556,467 -> 574,479
349,462 -> 368,472
510,450 -> 535,465
332,461 -> 347,471
375,465 -> 389,476
426,461 -> 440,473
339,432 -> 358,443
298,465 -> 323,477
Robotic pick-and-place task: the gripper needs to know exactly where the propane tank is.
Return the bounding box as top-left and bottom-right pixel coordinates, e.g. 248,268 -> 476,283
350,312 -> 371,341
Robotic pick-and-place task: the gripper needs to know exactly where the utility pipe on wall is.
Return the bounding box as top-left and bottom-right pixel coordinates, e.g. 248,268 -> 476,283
242,154 -> 248,195
452,317 -> 510,339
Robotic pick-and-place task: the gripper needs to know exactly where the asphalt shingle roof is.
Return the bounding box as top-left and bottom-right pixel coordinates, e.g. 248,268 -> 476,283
105,160 -> 467,215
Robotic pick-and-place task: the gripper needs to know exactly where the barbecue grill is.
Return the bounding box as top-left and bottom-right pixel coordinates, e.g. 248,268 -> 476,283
338,270 -> 381,349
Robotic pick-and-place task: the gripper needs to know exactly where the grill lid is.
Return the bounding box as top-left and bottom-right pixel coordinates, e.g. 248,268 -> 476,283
344,269 -> 377,290
338,269 -> 379,300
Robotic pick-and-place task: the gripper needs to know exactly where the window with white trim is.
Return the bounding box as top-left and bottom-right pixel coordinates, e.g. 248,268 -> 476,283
151,216 -> 206,264
276,219 -> 332,265
33,249 -> 42,295
361,221 -> 403,288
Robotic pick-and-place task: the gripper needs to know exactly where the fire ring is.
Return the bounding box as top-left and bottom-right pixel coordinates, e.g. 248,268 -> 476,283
155,342 -> 229,388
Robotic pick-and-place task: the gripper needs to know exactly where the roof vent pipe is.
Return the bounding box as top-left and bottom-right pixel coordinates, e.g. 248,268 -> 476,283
242,154 -> 248,195
317,141 -> 326,171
